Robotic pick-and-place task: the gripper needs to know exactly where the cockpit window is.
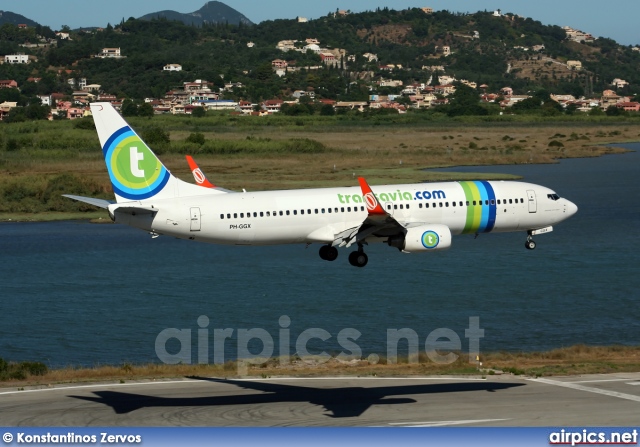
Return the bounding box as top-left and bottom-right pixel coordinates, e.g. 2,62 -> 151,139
547,194 -> 560,201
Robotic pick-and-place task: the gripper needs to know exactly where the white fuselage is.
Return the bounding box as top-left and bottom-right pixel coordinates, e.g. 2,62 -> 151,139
113,180 -> 577,246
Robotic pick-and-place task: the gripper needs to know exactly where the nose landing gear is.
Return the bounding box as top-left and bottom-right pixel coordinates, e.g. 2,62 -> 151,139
525,235 -> 537,250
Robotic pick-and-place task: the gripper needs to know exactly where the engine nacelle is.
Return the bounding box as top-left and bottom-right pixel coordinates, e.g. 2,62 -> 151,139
387,224 -> 452,253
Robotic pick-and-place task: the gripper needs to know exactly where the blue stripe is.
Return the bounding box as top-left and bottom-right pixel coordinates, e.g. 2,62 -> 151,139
481,181 -> 497,232
102,126 -> 131,157
475,181 -> 489,232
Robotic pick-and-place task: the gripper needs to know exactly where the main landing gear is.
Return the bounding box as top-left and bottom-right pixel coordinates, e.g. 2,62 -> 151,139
319,244 -> 338,261
525,235 -> 537,250
348,246 -> 368,268
319,244 -> 369,267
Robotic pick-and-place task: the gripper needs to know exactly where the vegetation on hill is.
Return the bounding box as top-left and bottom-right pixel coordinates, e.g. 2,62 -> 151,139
1,7 -> 640,104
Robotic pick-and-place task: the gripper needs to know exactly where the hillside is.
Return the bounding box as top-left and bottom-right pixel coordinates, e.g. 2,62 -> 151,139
0,10 -> 39,27
138,1 -> 253,26
0,6 -> 639,104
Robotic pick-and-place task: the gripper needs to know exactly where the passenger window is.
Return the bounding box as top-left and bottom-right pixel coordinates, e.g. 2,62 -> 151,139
322,208 -> 325,214
459,201 -> 463,206
394,204 -> 398,210
300,210 -> 304,215
425,203 -> 429,208
439,203 -> 443,208
328,208 -> 332,213
406,204 -> 410,209
473,201 -> 476,206
419,203 -> 423,208
335,208 -> 338,213
279,211 -> 283,216
260,212 -> 264,217
485,200 -> 488,205
466,201 -> 469,206
286,210 -> 290,216
452,202 -> 456,207
227,213 -> 231,219
400,204 -> 404,210
315,209 -> 319,214
387,205 -> 392,210
347,207 -> 351,212
361,206 -> 365,211
220,214 -> 224,219
308,209 -> 311,214
445,202 -> 449,207
341,207 -> 344,212
521,198 -> 524,203
490,199 -> 495,205
509,199 -> 512,204
240,213 -> 244,218
293,210 -> 297,215
234,213 -> 237,218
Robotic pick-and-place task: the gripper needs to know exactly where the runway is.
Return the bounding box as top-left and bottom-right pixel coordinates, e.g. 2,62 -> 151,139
1,373 -> 639,426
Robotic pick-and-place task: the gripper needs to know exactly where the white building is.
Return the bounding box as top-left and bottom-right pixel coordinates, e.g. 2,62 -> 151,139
96,48 -> 124,58
4,54 -> 30,64
163,64 -> 183,72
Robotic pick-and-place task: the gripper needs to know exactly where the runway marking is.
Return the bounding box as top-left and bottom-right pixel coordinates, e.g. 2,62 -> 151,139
0,376 -> 487,397
0,379 -> 203,396
387,418 -> 510,427
570,378 -> 638,384
531,378 -> 640,403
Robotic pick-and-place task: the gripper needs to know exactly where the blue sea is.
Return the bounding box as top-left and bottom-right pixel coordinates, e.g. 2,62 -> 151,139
1,146 -> 639,367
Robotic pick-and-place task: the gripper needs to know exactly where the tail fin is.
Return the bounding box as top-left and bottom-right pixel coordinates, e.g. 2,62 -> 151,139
186,155 -> 216,188
90,102 -> 178,203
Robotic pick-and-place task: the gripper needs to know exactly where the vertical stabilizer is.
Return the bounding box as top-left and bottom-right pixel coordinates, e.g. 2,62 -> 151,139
90,102 -> 177,203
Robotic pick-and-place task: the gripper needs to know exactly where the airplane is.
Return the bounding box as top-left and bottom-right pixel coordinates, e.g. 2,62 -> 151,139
64,102 -> 578,268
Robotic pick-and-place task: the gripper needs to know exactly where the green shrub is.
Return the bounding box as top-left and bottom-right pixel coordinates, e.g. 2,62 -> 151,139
20,361 -> 47,376
186,132 -> 205,145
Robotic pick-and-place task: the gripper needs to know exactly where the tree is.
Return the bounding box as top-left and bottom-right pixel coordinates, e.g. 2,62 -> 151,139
138,102 -> 154,118
121,99 -> 138,117
320,103 -> 335,116
191,106 -> 206,118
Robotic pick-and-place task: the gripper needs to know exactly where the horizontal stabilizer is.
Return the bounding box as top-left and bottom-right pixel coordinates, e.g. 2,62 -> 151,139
62,195 -> 114,209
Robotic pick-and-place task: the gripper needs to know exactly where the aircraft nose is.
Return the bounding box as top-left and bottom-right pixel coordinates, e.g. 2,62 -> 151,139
566,200 -> 578,217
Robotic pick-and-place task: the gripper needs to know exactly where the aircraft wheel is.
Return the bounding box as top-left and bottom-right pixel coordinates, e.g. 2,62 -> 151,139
320,245 -> 338,261
349,251 -> 368,267
325,246 -> 339,261
525,240 -> 536,250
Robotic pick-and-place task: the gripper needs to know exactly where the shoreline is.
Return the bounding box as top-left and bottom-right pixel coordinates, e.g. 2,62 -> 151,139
2,344 -> 640,389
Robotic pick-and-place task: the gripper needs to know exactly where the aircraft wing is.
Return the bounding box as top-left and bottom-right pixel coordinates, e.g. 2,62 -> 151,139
332,177 -> 408,248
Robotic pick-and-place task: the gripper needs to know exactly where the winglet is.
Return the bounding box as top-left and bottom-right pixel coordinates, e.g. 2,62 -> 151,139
357,177 -> 386,216
186,155 -> 215,188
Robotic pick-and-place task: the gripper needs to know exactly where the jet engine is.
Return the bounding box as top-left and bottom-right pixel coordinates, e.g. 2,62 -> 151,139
387,224 -> 452,252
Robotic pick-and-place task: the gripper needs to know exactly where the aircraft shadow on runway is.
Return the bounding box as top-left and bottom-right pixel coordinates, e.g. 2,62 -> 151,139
69,377 -> 525,418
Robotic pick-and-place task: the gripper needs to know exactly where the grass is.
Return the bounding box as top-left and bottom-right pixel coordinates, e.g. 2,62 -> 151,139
0,116 -> 635,220
2,345 -> 640,388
